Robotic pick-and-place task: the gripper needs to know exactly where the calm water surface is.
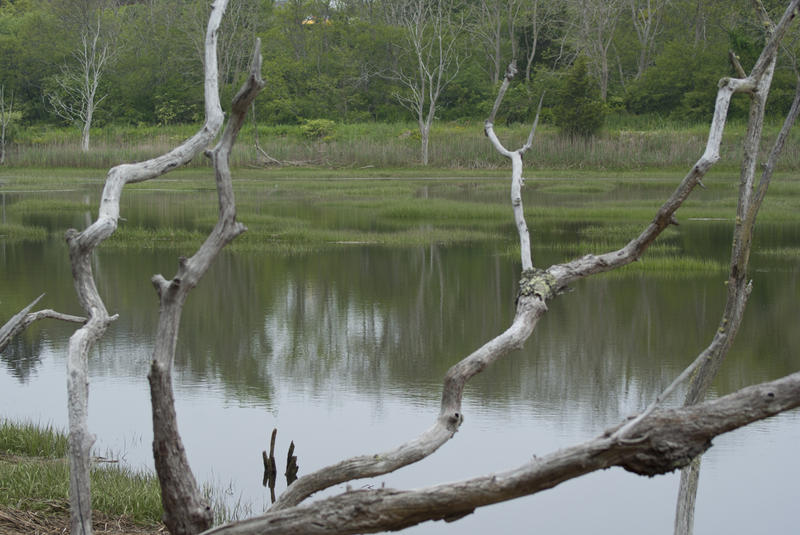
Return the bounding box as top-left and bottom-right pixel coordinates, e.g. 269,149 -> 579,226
1,185 -> 799,534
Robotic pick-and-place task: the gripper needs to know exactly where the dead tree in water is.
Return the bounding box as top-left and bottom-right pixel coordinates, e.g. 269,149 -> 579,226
54,0 -> 265,532
203,2 -> 800,533
4,1 -> 800,534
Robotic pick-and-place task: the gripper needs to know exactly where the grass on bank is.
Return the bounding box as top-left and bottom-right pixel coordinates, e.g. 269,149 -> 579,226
0,420 -> 164,531
5,117 -> 800,171
0,419 -> 253,532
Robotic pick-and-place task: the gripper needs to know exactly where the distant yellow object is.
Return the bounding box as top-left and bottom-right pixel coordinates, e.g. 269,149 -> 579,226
302,16 -> 331,25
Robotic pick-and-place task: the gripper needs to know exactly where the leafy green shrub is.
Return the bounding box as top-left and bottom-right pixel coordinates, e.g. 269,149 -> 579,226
554,56 -> 605,138
300,119 -> 336,140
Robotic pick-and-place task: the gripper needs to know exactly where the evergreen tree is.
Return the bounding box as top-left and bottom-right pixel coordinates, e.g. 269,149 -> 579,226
554,55 -> 605,138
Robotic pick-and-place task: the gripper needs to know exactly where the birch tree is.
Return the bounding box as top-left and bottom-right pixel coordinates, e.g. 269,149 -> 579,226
47,1 -> 117,152
629,0 -> 670,79
469,0 -> 524,85
519,0 -> 566,81
567,0 -> 625,100
0,84 -> 12,164
387,0 -> 465,165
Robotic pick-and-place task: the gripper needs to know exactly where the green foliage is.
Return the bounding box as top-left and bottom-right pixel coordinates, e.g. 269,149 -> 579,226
0,0 -> 795,132
625,40 -> 733,122
300,118 -> 336,139
554,56 -> 605,138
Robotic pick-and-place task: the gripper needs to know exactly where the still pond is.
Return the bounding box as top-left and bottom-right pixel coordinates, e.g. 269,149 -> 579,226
1,176 -> 799,534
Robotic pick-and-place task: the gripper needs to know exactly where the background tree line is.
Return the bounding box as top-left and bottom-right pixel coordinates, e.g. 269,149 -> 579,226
1,0 -> 798,139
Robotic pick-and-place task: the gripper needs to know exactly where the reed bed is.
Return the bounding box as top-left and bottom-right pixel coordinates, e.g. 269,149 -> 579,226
4,173 -> 798,274
7,119 -> 800,170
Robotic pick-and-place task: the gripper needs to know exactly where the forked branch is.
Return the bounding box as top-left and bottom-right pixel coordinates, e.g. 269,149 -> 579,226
148,36 -> 265,535
0,294 -> 85,354
62,1 -> 230,534
205,371 -> 800,535
210,3 -> 800,533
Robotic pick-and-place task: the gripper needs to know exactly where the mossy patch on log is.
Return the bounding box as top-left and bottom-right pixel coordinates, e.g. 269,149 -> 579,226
517,268 -> 557,301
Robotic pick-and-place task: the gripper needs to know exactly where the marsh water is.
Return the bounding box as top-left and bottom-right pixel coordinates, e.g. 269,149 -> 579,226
1,183 -> 799,534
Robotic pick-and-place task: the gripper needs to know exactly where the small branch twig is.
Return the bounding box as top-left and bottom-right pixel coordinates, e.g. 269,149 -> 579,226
0,294 -> 86,353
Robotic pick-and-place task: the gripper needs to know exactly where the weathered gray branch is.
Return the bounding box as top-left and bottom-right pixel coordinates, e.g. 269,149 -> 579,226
484,60 -> 543,271
148,37 -> 264,535
271,63 -> 548,512
62,2 -> 230,533
0,295 -> 44,353
205,372 -> 800,535
673,7 -> 800,531
272,290 -> 547,510
0,297 -> 87,354
267,6 -> 799,515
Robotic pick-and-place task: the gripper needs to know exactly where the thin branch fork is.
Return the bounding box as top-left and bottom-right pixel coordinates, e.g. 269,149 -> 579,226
257,5 -> 800,529
268,68 -> 549,508
268,18 -> 793,514
484,61 -> 544,272
0,294 -> 86,353
671,10 -> 799,531
271,293 -> 547,511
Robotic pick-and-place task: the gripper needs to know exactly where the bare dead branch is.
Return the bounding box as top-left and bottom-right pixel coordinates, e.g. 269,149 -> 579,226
673,18 -> 800,532
0,294 -> 86,355
0,295 -> 45,353
148,35 -> 264,535
268,5 -> 799,514
484,61 -> 543,271
546,73 -> 755,287
729,50 -> 747,78
205,372 -> 800,535
62,2 -> 231,533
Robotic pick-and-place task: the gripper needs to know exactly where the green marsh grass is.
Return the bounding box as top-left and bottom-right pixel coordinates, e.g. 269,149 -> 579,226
0,419 -> 163,526
0,223 -> 48,242
7,118 -> 800,171
0,420 -> 68,459
5,173 -> 799,275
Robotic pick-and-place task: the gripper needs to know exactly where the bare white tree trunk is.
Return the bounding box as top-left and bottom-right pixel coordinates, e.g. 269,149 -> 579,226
567,0 -> 624,100
199,3 -> 800,533
470,0 -> 523,84
521,0 -> 564,81
149,37 -> 265,535
628,0 -> 667,79
61,1 -> 233,533
672,5 -> 800,532
0,85 -> 12,165
48,12 -> 113,153
484,61 -> 543,270
388,0 -> 465,165
12,2 -> 795,534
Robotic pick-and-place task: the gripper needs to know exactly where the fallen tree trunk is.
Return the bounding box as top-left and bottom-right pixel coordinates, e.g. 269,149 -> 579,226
204,371 -> 800,534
